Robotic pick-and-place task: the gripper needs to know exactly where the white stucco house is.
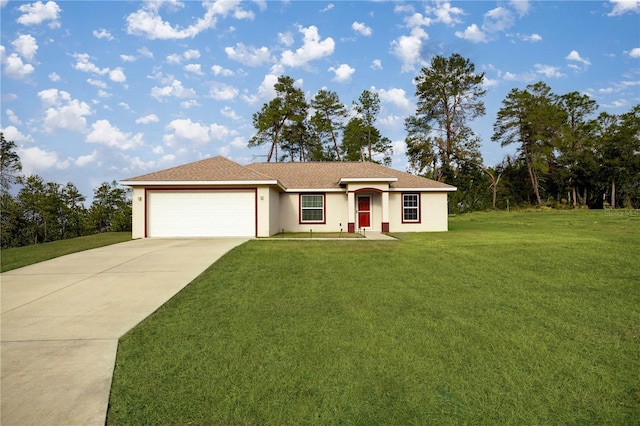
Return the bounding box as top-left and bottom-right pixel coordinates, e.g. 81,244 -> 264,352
120,156 -> 456,238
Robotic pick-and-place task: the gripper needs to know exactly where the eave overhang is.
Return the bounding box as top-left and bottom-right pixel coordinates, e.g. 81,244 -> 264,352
120,180 -> 286,191
339,177 -> 398,185
390,186 -> 458,192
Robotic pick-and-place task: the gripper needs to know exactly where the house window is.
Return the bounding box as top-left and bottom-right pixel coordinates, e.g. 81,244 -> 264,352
300,194 -> 325,223
402,193 -> 420,222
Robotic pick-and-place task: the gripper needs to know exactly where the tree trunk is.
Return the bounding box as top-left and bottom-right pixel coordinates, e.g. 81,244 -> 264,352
611,178 -> 616,209
572,186 -> 577,207
524,156 -> 542,205
330,127 -> 341,161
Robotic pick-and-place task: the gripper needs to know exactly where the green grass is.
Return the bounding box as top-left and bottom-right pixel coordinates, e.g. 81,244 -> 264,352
107,210 -> 639,425
0,232 -> 131,272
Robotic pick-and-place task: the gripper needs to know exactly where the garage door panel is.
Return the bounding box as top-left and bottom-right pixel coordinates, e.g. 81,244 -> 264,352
147,190 -> 255,237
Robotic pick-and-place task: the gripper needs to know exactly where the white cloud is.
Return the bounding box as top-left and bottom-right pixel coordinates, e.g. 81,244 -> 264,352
151,79 -> 197,101
37,88 -> 93,133
0,47 -> 35,78
425,2 -> 465,26
125,2 -> 216,39
225,43 -> 272,66
352,21 -> 373,36
166,53 -> 182,64
1,125 -> 32,143
608,0 -> 640,16
503,70 -> 537,82
12,34 -> 38,62
87,78 -> 107,89
455,24 -> 488,43
163,118 -> 230,147
329,64 -> 355,83
48,72 -> 60,81
75,150 -> 98,167
138,47 -> 154,59
482,76 -> 499,88
120,54 -> 137,62
180,99 -> 200,109
483,7 -> 514,33
16,1 -> 61,27
72,52 -> 109,75
211,64 -> 234,76
109,67 -> 127,83
405,13 -> 432,28
509,0 -> 531,17
394,4 -> 415,14
136,114 -> 159,124
377,87 -> 412,112
257,73 -> 279,99
125,1 -> 253,40
18,146 -> 61,175
390,27 -> 429,72
628,47 -> 640,58
520,33 -> 542,42
209,82 -> 239,100
183,49 -> 201,60
320,3 -> 334,12
220,106 -> 241,120
280,25 -> 335,68
371,59 -> 382,70
6,109 -> 21,124
93,29 -> 113,41
184,63 -> 204,75
534,64 -> 565,78
278,31 -> 294,46
86,119 -> 144,150
566,50 -> 591,69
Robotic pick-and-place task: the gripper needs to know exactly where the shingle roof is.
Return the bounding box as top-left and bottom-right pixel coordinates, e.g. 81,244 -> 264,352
246,161 -> 455,190
122,156 -> 455,191
122,156 -> 275,182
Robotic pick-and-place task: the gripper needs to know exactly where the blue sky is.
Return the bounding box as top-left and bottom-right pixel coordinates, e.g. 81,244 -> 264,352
1,0 -> 638,199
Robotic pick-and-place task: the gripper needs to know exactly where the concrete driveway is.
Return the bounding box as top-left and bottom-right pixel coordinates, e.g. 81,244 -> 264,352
1,237 -> 248,426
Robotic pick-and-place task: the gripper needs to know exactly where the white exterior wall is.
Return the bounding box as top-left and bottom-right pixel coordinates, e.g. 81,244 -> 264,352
388,191 -> 449,232
256,186 -> 271,237
128,184 -> 451,238
278,192 -> 349,233
131,187 -> 145,239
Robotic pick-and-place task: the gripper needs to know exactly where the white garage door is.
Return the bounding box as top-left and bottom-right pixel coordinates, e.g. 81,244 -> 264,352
147,190 -> 255,237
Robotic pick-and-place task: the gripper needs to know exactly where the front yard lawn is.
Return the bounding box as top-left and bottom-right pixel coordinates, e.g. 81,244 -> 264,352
1,232 -> 131,272
107,210 -> 639,424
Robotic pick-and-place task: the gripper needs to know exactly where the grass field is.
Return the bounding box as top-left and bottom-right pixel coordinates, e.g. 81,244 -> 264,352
107,210 -> 639,425
0,232 -> 131,272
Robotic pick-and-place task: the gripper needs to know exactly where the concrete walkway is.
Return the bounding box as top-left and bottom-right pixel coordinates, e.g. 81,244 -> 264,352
363,231 -> 397,240
0,238 -> 247,426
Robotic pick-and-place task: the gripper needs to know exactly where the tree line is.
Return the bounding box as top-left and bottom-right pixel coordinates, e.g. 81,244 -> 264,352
249,76 -> 393,164
1,133 -> 131,248
250,54 -> 639,212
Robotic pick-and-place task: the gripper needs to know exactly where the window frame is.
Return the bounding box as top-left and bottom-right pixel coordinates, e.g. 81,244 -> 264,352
401,193 -> 421,223
299,193 -> 326,224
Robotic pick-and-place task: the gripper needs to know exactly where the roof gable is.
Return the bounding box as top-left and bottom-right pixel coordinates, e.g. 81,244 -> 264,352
122,156 -> 275,183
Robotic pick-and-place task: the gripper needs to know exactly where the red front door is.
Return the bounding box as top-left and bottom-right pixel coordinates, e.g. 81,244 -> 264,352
357,196 -> 371,228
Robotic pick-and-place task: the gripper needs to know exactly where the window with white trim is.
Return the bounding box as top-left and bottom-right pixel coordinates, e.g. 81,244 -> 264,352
300,194 -> 325,223
402,193 -> 420,222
